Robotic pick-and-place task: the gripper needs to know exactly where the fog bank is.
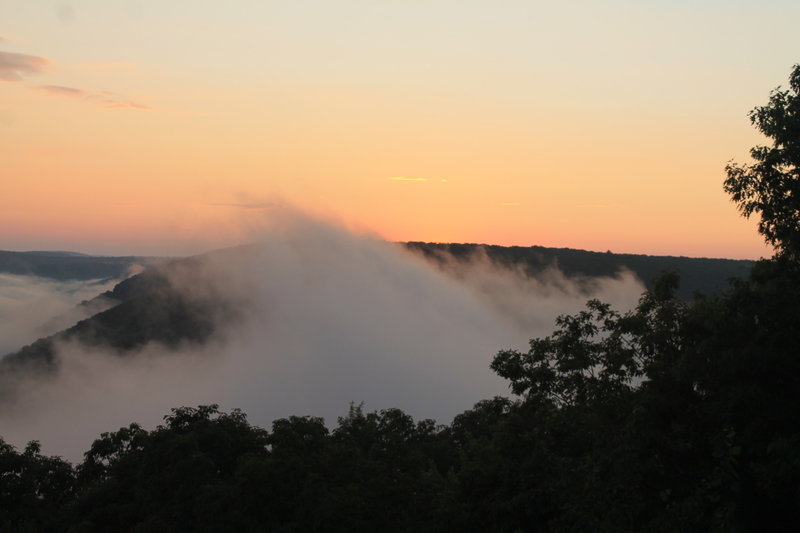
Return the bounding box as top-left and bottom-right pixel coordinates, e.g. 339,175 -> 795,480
0,212 -> 646,461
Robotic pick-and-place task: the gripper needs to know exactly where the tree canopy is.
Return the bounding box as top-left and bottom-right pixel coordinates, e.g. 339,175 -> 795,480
725,64 -> 800,260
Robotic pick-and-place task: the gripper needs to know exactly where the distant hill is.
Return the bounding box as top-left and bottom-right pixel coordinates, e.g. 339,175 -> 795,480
1,244 -> 753,295
0,258 -> 226,375
1,242 -> 755,377
19,251 -> 90,257
406,242 -> 754,301
0,250 -> 167,281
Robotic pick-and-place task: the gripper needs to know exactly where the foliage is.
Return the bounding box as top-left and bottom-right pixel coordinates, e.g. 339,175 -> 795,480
0,438 -> 74,532
725,64 -> 800,260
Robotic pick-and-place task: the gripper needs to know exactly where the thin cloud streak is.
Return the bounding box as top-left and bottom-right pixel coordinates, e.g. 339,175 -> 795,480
0,45 -> 149,109
33,84 -> 150,110
210,202 -> 276,210
0,51 -> 50,81
388,177 -> 428,182
37,84 -> 86,97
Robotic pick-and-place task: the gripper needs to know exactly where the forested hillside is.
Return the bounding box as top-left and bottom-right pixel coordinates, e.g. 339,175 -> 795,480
0,244 -> 752,299
0,257 -> 228,372
2,240 -> 748,371
406,242 -> 752,300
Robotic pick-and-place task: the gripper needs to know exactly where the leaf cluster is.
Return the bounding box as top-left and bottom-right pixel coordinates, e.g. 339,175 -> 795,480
725,64 -> 800,259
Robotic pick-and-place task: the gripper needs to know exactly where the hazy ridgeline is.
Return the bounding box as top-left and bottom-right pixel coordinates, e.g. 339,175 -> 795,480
0,211 -> 645,460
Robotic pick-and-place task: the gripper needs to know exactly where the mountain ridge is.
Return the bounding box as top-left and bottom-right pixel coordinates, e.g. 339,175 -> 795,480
1,241 -> 754,376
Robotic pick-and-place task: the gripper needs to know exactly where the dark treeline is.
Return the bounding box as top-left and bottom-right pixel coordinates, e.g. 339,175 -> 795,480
3,65 -> 800,532
405,242 -> 754,301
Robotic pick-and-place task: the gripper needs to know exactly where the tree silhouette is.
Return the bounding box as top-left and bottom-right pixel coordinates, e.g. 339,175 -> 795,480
724,64 -> 800,260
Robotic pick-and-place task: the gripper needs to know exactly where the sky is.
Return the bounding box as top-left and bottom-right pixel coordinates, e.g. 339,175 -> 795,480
1,0 -> 798,259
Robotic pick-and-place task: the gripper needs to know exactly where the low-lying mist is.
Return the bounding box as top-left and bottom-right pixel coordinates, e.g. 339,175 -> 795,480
0,273 -> 122,357
0,210 -> 646,461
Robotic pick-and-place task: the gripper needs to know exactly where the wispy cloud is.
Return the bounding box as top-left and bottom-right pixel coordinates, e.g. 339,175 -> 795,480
34,84 -> 150,110
388,177 -> 428,182
210,202 -> 276,210
0,51 -> 50,81
0,44 -> 148,109
37,84 -> 86,97
500,202 -> 521,206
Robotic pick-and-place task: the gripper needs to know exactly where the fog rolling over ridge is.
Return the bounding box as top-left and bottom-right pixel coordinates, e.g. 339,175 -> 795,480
0,211 -> 645,460
0,273 -> 123,357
